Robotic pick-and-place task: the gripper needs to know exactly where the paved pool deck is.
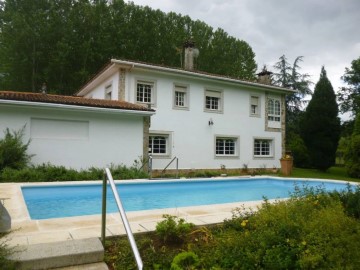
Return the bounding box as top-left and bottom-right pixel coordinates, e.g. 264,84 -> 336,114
0,179 -> 267,247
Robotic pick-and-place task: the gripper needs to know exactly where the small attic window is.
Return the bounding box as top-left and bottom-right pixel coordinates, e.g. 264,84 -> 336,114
104,85 -> 112,100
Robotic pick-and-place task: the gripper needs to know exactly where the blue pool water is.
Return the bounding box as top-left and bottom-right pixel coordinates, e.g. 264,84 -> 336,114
21,178 -> 354,220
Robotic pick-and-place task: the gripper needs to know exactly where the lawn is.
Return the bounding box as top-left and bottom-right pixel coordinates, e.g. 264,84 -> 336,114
289,166 -> 360,182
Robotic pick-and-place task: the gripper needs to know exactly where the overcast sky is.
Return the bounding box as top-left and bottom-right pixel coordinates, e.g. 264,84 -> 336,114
128,0 -> 360,118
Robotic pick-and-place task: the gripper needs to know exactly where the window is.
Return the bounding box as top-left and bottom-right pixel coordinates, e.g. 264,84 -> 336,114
136,81 -> 154,104
268,98 -> 281,121
254,139 -> 273,157
250,95 -> 260,116
173,85 -> 188,109
149,133 -> 171,156
215,136 -> 239,157
205,90 -> 223,112
104,85 -> 112,100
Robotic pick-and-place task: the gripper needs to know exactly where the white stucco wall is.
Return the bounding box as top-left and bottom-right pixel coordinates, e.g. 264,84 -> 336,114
0,103 -> 144,170
85,67 -> 285,170
84,71 -> 120,100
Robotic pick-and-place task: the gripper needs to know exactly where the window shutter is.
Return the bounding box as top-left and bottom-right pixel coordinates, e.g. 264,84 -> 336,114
175,85 -> 187,93
206,90 -> 221,98
251,96 -> 258,105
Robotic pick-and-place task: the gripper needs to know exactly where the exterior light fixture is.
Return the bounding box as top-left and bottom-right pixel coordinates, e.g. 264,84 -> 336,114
209,118 -> 214,126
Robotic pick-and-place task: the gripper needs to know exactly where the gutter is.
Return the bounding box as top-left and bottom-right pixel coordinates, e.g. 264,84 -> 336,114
0,100 -> 155,116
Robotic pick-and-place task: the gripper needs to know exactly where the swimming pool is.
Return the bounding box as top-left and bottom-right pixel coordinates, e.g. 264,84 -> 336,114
22,178 -> 354,220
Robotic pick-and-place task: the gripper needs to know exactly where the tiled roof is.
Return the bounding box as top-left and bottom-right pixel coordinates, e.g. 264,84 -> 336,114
0,91 -> 154,112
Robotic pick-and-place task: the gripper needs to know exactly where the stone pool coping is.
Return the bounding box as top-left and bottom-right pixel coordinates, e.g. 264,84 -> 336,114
0,176 -> 357,247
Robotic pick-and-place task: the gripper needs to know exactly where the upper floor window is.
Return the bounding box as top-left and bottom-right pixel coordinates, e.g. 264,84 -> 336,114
205,89 -> 223,113
173,85 -> 189,109
268,98 -> 281,122
250,95 -> 260,116
104,85 -> 112,100
136,80 -> 155,105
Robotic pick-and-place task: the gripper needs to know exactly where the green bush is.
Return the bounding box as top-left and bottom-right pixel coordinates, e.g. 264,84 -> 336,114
215,190 -> 360,269
345,134 -> 360,178
329,184 -> 360,219
156,215 -> 194,244
0,233 -> 15,270
288,133 -> 309,168
170,251 -> 200,270
0,126 -> 32,171
344,113 -> 360,177
0,163 -> 148,182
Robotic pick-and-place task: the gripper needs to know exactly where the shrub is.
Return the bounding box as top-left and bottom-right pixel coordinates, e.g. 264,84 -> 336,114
0,233 -> 15,270
0,126 -> 32,171
170,251 -> 200,270
156,215 -> 194,244
214,190 -> 360,269
344,113 -> 360,177
0,163 -> 148,182
329,184 -> 360,219
288,133 -> 309,167
345,134 -> 360,178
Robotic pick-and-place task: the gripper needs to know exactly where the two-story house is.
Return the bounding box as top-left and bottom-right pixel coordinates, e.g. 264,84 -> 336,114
77,44 -> 294,171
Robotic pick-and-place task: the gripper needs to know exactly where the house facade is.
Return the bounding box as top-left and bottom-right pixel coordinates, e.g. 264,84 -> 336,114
0,91 -> 154,170
77,56 -> 294,171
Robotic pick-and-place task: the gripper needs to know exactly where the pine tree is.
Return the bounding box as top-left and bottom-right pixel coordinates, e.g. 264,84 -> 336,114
301,66 -> 340,171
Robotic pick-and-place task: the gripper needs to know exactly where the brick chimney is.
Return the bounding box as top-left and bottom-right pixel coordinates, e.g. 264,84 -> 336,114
183,39 -> 198,71
257,66 -> 273,85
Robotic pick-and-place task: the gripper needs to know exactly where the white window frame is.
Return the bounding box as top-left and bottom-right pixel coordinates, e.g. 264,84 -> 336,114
136,79 -> 156,106
253,138 -> 274,158
214,135 -> 239,158
250,94 -> 261,117
204,89 -> 223,113
173,83 -> 189,110
267,97 -> 281,122
149,131 -> 171,158
104,84 -> 112,100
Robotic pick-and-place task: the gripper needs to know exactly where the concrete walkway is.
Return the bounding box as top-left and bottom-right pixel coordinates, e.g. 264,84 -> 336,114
0,180 -> 264,247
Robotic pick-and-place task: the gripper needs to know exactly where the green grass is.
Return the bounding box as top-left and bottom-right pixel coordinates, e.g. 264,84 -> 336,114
288,166 -> 360,182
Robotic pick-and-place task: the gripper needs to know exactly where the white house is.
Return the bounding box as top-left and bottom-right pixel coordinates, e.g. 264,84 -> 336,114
0,91 -> 154,170
77,46 -> 294,171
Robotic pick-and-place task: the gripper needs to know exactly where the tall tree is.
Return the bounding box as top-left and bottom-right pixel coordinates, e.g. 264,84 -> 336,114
273,55 -> 312,114
344,113 -> 360,177
301,67 -> 340,171
272,55 -> 312,166
0,0 -> 258,94
337,56 -> 360,116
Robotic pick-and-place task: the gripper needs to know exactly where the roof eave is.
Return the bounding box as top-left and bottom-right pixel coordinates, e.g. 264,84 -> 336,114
76,62 -> 121,96
0,99 -> 155,116
111,59 -> 296,94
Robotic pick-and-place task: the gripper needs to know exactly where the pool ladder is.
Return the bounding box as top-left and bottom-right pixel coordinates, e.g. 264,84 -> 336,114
101,168 -> 143,270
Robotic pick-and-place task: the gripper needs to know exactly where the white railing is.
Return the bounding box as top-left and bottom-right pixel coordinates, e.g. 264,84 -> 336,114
101,168 -> 143,270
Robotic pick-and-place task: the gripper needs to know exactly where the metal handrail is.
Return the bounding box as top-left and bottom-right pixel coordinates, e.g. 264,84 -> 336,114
161,156 -> 179,178
101,168 -> 143,270
148,155 -> 153,179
